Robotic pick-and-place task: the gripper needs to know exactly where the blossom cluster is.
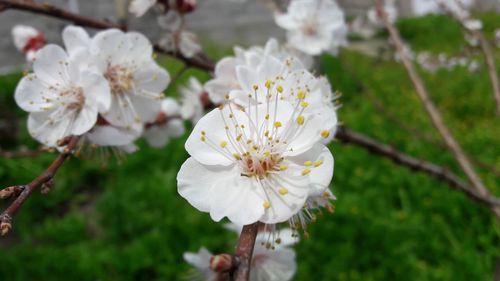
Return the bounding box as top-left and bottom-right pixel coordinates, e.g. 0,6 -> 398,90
177,37 -> 338,231
184,224 -> 298,281
14,26 -> 189,151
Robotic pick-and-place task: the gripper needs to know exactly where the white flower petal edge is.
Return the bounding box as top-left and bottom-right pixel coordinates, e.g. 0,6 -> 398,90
129,0 -> 156,17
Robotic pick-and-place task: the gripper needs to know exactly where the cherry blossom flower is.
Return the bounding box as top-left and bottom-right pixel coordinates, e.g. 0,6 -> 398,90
180,77 -> 207,124
129,0 -> 156,17
87,29 -> 170,128
14,45 -> 111,147
177,55 -> 335,225
184,226 -> 297,281
274,0 -> 347,55
413,0 -> 474,17
204,38 -> 312,105
367,0 -> 398,26
85,117 -> 142,149
11,25 -> 46,62
144,97 -> 186,147
158,10 -> 202,58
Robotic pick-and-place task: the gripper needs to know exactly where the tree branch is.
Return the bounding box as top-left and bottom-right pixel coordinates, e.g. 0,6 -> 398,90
233,223 -> 260,281
335,127 -> 500,207
0,0 -> 123,29
374,0 -> 500,218
0,135 -> 80,235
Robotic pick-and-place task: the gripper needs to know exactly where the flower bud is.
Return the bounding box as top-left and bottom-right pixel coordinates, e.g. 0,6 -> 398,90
0,217 -> 12,236
176,0 -> 196,14
209,254 -> 234,272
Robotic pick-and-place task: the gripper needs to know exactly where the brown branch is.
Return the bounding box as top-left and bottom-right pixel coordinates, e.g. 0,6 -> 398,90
233,223 -> 260,281
0,0 -> 123,29
374,0 -> 500,218
335,127 -> 500,207
0,135 -> 80,235
0,146 -> 49,158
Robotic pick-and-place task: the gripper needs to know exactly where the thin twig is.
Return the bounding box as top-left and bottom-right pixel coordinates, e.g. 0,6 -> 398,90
374,0 -> 500,218
0,136 -> 80,235
335,127 -> 500,207
0,146 -> 49,158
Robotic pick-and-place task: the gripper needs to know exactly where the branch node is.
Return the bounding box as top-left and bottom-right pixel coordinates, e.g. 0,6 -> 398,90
0,214 -> 12,236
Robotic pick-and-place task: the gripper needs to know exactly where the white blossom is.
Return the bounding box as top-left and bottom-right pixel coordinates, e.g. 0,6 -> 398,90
11,25 -> 46,62
144,97 -> 186,147
184,226 -> 297,281
180,77 -> 206,124
86,29 -> 170,128
129,0 -> 156,17
413,0 -> 474,17
367,0 -> 398,26
205,38 -> 312,105
158,11 -> 202,58
86,120 -> 142,150
177,55 -> 335,225
274,0 -> 347,55
14,45 -> 111,147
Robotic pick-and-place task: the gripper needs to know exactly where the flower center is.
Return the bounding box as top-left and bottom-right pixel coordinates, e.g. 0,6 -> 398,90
61,86 -> 85,111
105,64 -> 134,94
242,152 -> 283,178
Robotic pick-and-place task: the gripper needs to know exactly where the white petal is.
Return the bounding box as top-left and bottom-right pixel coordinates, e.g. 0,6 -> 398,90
71,104 -> 98,135
33,44 -> 71,85
144,125 -> 169,148
129,0 -> 156,17
27,111 -> 72,147
79,71 -> 111,113
62,25 -> 91,55
128,94 -> 162,123
134,63 -> 170,94
86,123 -> 142,146
14,74 -> 54,112
166,119 -> 185,137
125,32 -> 153,61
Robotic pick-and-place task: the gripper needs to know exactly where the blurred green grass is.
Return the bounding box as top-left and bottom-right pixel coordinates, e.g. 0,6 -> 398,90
0,14 -> 499,280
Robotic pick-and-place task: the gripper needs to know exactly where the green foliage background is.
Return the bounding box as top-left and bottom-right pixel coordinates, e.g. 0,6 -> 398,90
0,14 -> 499,280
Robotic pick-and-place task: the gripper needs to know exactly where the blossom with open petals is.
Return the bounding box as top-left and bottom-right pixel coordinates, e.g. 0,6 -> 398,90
144,97 -> 185,147
274,0 -> 347,55
88,29 -> 170,128
184,226 -> 297,281
158,11 -> 202,58
178,55 -> 335,225
15,45 -> 111,147
11,25 -> 46,61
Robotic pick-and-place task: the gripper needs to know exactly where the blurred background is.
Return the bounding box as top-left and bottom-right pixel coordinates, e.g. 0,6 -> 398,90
0,0 -> 499,280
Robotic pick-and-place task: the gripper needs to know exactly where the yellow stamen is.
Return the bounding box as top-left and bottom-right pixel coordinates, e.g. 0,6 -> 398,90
296,115 -> 305,125
297,90 -> 306,100
300,101 -> 309,108
280,165 -> 288,171
279,187 -> 289,195
220,141 -> 228,148
314,160 -> 323,167
276,85 -> 283,93
263,201 -> 271,209
304,161 -> 312,166
302,168 -> 311,176
321,130 -> 330,139
274,121 -> 282,128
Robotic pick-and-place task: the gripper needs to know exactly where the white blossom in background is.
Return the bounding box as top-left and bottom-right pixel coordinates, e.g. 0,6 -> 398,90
86,120 -> 143,152
184,226 -> 297,281
274,0 -> 347,55
205,38 -> 312,105
178,52 -> 336,225
412,0 -> 474,17
11,25 -> 46,62
158,10 -> 202,58
87,29 -> 170,128
129,0 -> 157,17
14,45 -> 111,147
495,29 -> 500,48
179,77 -> 207,124
367,0 -> 398,26
144,97 -> 186,147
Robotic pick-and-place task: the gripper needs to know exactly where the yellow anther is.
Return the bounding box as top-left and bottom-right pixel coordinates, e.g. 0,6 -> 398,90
279,187 -> 289,195
229,113 -> 234,118
240,124 -> 245,128
302,168 -> 311,176
274,121 -> 282,128
321,130 -> 330,139
323,191 -> 331,199
233,153 -> 241,160
314,160 -> 323,167
304,161 -> 313,166
276,85 -> 283,93
264,151 -> 271,157
265,80 -> 272,88
263,201 -> 271,209
297,90 -> 306,100
265,114 -> 270,120
201,137 -> 206,142
201,131 -> 206,135
297,115 -> 305,125
264,130 -> 269,137
253,84 -> 259,91
246,140 -> 252,144
225,126 -> 229,130
236,134 -> 242,141
220,141 -> 228,148
279,165 -> 288,171
252,145 -> 259,150
225,94 -> 230,100
300,101 -> 309,108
